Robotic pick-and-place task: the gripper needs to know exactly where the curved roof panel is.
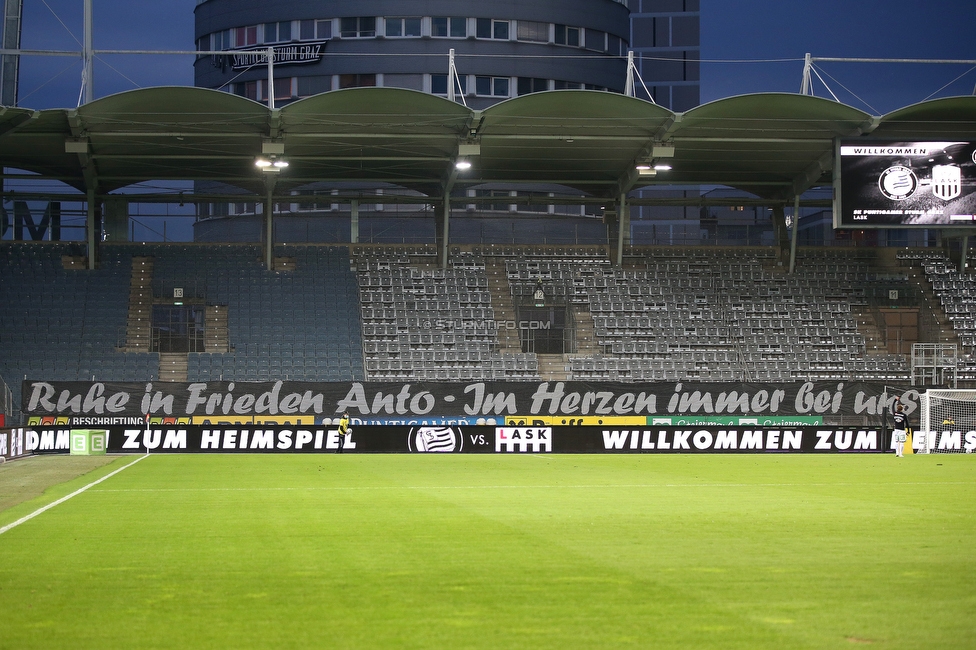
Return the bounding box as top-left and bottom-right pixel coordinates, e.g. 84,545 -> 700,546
871,96 -> 976,140
670,94 -> 874,199
1,88 -> 974,204
478,90 -> 674,192
278,88 -> 472,193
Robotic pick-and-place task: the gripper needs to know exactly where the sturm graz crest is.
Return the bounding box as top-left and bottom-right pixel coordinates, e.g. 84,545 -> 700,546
878,166 -> 918,200
407,426 -> 463,452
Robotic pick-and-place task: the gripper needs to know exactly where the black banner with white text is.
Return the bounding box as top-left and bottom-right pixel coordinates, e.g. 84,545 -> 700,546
21,424 -> 976,455
22,379 -> 916,424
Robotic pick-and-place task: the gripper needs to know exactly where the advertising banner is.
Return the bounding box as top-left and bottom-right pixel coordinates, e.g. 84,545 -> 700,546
22,380 -> 913,425
0,428 -> 29,461
835,140 -> 976,228
21,423 -> 976,455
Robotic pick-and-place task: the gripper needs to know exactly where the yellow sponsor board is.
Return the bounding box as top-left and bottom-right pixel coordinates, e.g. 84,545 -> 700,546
189,415 -> 318,425
504,416 -> 648,427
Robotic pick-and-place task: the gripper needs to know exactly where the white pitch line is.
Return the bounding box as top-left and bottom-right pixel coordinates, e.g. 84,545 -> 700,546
0,454 -> 149,537
91,480 -> 974,493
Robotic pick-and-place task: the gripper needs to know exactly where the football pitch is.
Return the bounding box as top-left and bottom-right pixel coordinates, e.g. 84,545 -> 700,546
1,453 -> 974,649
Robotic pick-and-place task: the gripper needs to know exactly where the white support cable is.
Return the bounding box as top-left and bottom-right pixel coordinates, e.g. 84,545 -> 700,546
921,65 -> 976,102
811,56 -> 976,65
38,0 -> 82,48
813,64 -> 880,114
809,64 -> 840,103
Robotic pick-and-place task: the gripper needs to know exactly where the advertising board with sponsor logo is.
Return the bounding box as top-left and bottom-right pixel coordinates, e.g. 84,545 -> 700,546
15,422 -> 975,455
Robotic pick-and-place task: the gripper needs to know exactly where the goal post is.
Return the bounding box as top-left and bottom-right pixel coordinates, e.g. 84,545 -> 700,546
918,389 -> 976,454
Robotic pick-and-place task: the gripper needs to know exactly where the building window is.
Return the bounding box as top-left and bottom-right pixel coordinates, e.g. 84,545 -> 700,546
211,29 -> 230,50
517,21 -> 548,43
340,17 -> 376,38
554,25 -> 579,47
475,76 -> 509,97
431,74 -> 467,95
476,18 -> 510,40
264,21 -> 292,43
554,80 -> 581,90
339,74 -> 377,89
517,191 -> 550,213
274,77 -> 294,101
517,77 -> 548,95
385,17 -> 422,37
584,29 -> 606,52
476,189 -> 513,212
431,17 -> 466,38
299,19 -> 333,40
235,80 -> 259,101
234,26 -> 258,48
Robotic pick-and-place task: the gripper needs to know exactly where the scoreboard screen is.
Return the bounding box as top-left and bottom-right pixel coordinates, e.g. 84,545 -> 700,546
834,140 -> 976,228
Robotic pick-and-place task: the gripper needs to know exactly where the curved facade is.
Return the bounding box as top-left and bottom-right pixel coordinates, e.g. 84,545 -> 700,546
194,0 -> 630,110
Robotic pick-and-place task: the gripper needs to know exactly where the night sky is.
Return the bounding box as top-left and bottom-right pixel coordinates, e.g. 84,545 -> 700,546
15,0 -> 976,113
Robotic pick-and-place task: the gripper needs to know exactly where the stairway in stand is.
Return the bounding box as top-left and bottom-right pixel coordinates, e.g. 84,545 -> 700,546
125,256 -> 153,352
205,305 -> 230,353
159,353 -> 188,382
536,353 -> 569,382
485,258 -> 522,353
572,305 -> 599,355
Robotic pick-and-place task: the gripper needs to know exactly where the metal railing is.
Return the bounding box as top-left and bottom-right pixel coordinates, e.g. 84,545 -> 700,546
0,374 -> 12,426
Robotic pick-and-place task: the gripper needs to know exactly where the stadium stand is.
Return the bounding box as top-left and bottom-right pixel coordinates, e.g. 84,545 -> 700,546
5,240 -> 969,426
496,245 -> 912,383
354,244 -> 541,381
0,242 -> 155,423
900,249 -> 976,382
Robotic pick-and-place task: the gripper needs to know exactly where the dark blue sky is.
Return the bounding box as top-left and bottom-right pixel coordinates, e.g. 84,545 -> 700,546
16,0 -> 976,113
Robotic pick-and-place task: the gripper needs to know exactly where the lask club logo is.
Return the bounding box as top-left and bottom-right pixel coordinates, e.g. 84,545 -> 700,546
932,165 -> 961,201
495,427 -> 552,453
408,426 -> 463,452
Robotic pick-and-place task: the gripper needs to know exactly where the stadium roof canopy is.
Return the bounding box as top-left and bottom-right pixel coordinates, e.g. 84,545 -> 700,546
1,87 -> 975,203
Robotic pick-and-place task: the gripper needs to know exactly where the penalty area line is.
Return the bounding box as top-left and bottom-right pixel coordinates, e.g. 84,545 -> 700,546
0,454 -> 150,537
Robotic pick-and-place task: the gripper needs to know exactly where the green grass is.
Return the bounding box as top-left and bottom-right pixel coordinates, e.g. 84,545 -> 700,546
1,454 -> 974,649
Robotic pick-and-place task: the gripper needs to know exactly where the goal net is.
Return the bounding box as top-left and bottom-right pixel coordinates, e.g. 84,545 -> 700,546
917,389 -> 976,454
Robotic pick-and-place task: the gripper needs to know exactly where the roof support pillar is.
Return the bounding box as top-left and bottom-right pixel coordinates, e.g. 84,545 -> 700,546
263,180 -> 275,270
789,195 -> 800,274
350,199 -> 359,244
436,198 -> 451,269
961,235 -> 969,274
85,187 -> 97,269
771,205 -> 789,268
615,193 -> 628,267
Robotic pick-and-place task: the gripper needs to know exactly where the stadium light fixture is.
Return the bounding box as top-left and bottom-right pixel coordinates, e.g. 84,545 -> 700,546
256,156 -> 288,172
455,159 -> 472,171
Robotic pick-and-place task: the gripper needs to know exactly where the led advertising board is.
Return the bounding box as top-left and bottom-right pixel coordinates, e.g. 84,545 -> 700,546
834,140 -> 976,228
